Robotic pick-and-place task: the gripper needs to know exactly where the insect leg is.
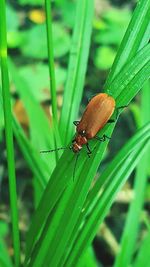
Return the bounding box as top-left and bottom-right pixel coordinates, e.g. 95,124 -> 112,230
86,143 -> 92,158
108,105 -> 127,123
95,134 -> 111,142
115,105 -> 127,120
70,138 -> 76,150
73,121 -> 80,126
117,105 -> 128,109
107,119 -> 115,123
40,147 -> 68,153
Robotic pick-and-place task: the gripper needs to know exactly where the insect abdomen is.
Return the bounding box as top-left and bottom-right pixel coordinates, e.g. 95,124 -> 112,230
77,93 -> 115,139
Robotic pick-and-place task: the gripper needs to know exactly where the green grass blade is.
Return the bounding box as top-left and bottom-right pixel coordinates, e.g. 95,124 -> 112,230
59,123 -> 150,266
25,129 -> 114,265
64,126 -> 150,267
44,0 -> 62,162
26,151 -> 102,267
105,0 -> 150,88
0,87 -> 50,195
76,246 -> 98,267
24,3 -> 150,265
12,117 -> 49,189
8,58 -> 57,172
27,182 -> 75,267
65,81 -> 150,266
114,159 -> 149,267
24,150 -> 75,264
59,0 -> 94,145
45,0 -> 58,124
24,42 -> 150,265
107,43 -> 150,101
141,81 -> 150,123
8,58 -> 54,149
0,1 -> 20,266
113,81 -> 150,267
84,124 -> 150,210
133,229 -> 150,267
28,121 -> 148,267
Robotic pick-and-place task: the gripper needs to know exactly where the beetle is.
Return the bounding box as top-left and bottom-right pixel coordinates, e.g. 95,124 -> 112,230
40,93 -> 126,179
41,93 -> 126,156
71,93 -> 116,156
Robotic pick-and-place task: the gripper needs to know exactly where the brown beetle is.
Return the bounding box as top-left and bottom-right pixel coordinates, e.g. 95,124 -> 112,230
71,93 -> 116,155
41,93 -> 126,156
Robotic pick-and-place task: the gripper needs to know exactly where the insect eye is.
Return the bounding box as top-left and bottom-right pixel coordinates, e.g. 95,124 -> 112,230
80,130 -> 86,136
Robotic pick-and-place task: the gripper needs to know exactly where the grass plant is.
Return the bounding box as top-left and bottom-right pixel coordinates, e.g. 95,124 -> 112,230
0,0 -> 150,266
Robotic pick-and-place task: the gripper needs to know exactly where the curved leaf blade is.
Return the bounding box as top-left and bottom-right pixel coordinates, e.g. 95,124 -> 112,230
59,0 -> 94,145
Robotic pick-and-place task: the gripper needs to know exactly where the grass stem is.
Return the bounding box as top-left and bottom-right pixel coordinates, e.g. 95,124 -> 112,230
45,0 -> 58,124
0,1 -> 21,266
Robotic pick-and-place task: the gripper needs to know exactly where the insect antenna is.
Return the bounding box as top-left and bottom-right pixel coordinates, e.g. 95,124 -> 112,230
73,153 -> 80,181
40,147 -> 68,153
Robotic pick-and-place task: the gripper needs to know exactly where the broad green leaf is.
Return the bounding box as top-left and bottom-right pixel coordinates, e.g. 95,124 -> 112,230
21,23 -> 70,59
94,7 -> 131,46
8,58 -> 56,168
8,57 -> 60,205
94,46 -> 116,70
103,7 -> 131,27
6,5 -> 22,48
55,0 -> 76,28
18,63 -> 66,102
6,4 -> 19,31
